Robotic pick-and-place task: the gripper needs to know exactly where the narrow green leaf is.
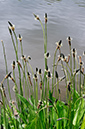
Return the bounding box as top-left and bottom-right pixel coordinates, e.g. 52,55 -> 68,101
81,115 -> 85,129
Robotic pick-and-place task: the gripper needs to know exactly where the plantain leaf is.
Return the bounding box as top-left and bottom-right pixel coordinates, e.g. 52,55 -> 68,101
81,115 -> 85,129
73,99 -> 85,126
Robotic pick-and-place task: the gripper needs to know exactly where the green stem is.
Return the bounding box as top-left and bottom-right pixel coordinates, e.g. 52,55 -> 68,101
13,31 -> 18,52
13,69 -> 20,111
80,66 -> 81,97
73,56 -> 75,102
1,40 -> 11,100
35,81 -> 38,106
52,48 -> 57,92
39,20 -> 47,69
75,56 -> 79,92
69,46 -> 72,76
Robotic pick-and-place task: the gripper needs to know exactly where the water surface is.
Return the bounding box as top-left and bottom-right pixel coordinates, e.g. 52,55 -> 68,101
0,0 -> 85,99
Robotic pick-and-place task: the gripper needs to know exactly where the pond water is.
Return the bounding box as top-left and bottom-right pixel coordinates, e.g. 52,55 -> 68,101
0,0 -> 85,100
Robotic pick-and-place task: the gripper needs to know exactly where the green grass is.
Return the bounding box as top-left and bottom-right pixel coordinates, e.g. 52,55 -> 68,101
0,13 -> 85,129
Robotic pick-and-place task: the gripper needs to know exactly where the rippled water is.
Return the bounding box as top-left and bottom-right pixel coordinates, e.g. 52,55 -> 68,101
0,0 -> 85,83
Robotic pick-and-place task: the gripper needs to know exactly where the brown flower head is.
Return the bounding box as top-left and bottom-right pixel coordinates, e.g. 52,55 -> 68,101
11,61 -> 15,70
45,65 -> 50,72
45,13 -> 48,23
56,40 -> 62,49
33,74 -> 38,82
44,52 -> 51,59
33,13 -> 40,20
21,55 -> 26,62
18,34 -> 23,42
38,69 -> 43,75
66,36 -> 72,46
55,71 -> 58,79
8,21 -> 15,31
71,48 -> 77,57
78,56 -> 84,66
67,82 -> 71,92
39,81 -> 42,90
46,71 -> 52,79
5,72 -> 12,79
16,61 -> 22,69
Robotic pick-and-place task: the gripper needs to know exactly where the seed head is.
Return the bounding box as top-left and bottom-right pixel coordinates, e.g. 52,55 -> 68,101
0,100 -> 3,105
58,89 -> 60,94
71,48 -> 77,57
36,67 -> 38,74
78,56 -> 84,66
67,82 -> 71,92
56,40 -> 62,49
66,36 -> 72,46
5,72 -> 12,79
21,55 -> 26,62
45,13 -> 48,23
66,54 -> 70,63
8,27 -> 12,35
44,52 -> 51,59
45,65 -> 50,72
39,81 -> 42,90
59,53 -> 65,61
16,61 -> 22,69
33,74 -> 38,82
27,72 -> 32,86
81,67 -> 84,74
55,71 -> 58,78
38,69 -> 43,75
55,99 -> 58,103
73,69 -> 80,75
14,109 -> 18,119
27,72 -> 30,77
27,56 -> 31,60
8,21 -> 15,31
12,61 -> 15,70
37,101 -> 42,109
18,34 -> 23,42
46,71 -> 52,79
33,13 -> 40,20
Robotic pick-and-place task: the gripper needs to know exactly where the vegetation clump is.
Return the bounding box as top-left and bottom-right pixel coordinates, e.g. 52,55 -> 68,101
0,13 -> 85,129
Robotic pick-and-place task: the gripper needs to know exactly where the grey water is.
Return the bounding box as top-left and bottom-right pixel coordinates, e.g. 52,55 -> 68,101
0,0 -> 85,100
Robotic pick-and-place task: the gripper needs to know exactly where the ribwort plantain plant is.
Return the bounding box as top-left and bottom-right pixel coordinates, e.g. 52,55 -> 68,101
0,13 -> 85,129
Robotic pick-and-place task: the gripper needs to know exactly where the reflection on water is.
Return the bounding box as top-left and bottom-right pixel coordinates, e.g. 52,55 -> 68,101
45,0 -> 61,3
75,0 -> 85,7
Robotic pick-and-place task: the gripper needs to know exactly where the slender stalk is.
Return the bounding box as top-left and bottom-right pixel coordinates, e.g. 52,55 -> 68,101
73,55 -> 75,102
12,69 -> 20,110
75,56 -> 79,92
9,30 -> 23,96
1,40 -> 11,100
13,31 -> 18,52
35,81 -> 38,106
20,41 -> 29,99
69,45 -> 72,76
52,48 -> 57,92
57,78 -> 59,99
39,20 -> 47,68
80,65 -> 81,97
8,29 -> 24,115
84,74 -> 85,93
